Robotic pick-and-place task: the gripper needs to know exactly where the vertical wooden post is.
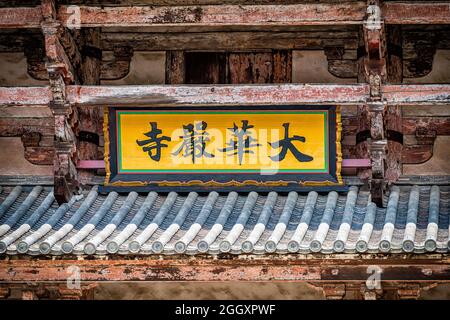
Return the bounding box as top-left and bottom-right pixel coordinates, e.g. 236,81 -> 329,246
385,25 -> 403,183
41,0 -> 80,203
165,51 -> 185,84
358,0 -> 389,205
356,27 -> 372,182
77,28 -> 102,184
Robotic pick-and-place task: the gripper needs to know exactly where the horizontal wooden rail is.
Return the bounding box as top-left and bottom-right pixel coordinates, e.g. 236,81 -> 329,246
1,257 -> 449,282
65,84 -> 370,106
382,2 -> 450,24
1,84 -> 449,106
1,2 -> 449,29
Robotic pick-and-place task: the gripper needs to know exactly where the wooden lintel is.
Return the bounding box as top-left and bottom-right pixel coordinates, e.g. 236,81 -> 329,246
0,87 -> 52,106
1,3 -> 450,29
383,85 -> 450,105
1,84 -> 449,107
56,3 -> 367,28
382,2 -> 450,25
102,31 -> 359,51
66,84 -> 370,105
0,257 -> 449,282
0,6 -> 43,28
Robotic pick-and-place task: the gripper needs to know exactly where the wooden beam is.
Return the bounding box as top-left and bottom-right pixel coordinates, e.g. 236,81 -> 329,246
101,31 -> 359,51
0,6 -> 43,28
383,85 -> 450,105
56,3 -> 367,28
383,2 -> 450,25
66,84 -> 370,105
1,2 -> 449,30
1,84 -> 449,107
0,257 -> 449,282
0,87 -> 52,106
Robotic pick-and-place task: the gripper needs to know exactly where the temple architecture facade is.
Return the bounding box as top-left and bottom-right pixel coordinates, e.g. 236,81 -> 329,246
0,0 -> 449,300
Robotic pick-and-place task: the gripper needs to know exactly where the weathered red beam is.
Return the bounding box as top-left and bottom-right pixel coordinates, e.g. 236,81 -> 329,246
383,2 -> 450,24
66,84 -> 370,106
2,2 -> 450,29
0,258 -> 449,282
1,85 -> 450,106
56,3 -> 367,28
77,159 -> 372,169
383,84 -> 450,105
0,6 -> 43,28
0,87 -> 52,106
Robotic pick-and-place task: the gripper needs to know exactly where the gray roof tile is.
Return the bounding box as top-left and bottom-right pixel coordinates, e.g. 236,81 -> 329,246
0,185 -> 449,256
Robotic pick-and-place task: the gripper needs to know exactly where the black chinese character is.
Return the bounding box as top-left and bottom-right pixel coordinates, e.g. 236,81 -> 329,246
136,122 -> 171,162
269,123 -> 313,162
219,120 -> 261,165
172,121 -> 214,163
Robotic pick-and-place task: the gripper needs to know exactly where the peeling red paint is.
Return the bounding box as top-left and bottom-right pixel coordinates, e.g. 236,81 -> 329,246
0,257 -> 449,282
0,6 -> 43,28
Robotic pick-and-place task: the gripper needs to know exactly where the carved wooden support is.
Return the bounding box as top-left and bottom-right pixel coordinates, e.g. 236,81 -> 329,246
41,0 -> 79,203
0,287 -> 10,300
101,46 -> 133,80
0,283 -> 97,300
310,281 -> 438,300
402,127 -> 437,165
324,46 -> 357,79
403,32 -> 437,79
26,49 -> 133,82
369,102 -> 385,140
358,1 -> 395,205
322,284 -> 346,300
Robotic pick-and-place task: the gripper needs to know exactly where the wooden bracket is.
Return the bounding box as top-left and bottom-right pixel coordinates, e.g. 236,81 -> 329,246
402,127 -> 437,165
0,283 -> 97,300
100,46 -> 133,80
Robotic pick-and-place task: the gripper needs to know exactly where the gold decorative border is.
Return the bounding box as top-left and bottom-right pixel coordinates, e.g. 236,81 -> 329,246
103,107 -> 344,188
103,107 -> 112,185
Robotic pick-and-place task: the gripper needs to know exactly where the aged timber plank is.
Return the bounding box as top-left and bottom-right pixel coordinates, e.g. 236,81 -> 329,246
65,84 -> 370,105
102,31 -> 359,51
1,85 -> 450,107
57,3 -> 367,28
0,6 -> 43,28
0,87 -> 52,106
0,258 -> 449,282
383,85 -> 450,105
383,2 -> 450,25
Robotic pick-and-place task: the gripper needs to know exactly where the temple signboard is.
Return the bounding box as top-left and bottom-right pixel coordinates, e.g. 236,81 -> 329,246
103,106 -> 343,192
